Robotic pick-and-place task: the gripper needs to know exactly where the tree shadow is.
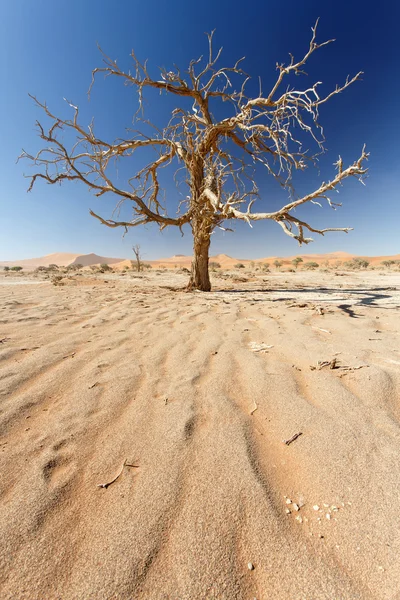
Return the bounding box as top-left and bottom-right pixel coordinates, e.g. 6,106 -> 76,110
213,287 -> 394,317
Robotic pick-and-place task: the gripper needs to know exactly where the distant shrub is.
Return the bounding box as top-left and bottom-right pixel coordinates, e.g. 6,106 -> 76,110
234,263 -> 245,269
274,260 -> 283,270
304,262 -> 319,270
260,263 -> 270,272
10,266 -> 23,272
209,261 -> 221,270
291,257 -> 303,269
344,258 -> 369,270
381,260 -> 395,268
141,263 -> 152,270
100,263 -> 112,272
52,275 -> 64,286
48,263 -> 59,270
3,266 -> 10,271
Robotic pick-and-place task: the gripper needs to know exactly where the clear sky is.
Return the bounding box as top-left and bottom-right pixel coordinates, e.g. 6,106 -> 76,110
1,0 -> 399,261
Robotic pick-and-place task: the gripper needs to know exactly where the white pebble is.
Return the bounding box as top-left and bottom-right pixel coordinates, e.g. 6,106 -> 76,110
248,562 -> 255,571
285,498 -> 292,505
285,508 -> 291,514
292,503 -> 300,511
295,516 -> 303,524
326,513 -> 331,520
313,505 -> 320,511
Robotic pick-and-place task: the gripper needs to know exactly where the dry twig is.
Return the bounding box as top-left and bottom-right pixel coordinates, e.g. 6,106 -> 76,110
97,458 -> 139,489
283,432 -> 303,445
250,402 -> 258,415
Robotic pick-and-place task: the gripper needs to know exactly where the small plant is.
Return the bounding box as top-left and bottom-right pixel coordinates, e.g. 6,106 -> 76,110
209,261 -> 221,270
48,263 -> 59,270
274,260 -> 283,271
52,275 -> 64,286
3,266 -> 10,271
10,266 -> 23,272
381,260 -> 395,269
260,263 -> 270,272
100,263 -> 112,272
304,261 -> 319,270
234,263 -> 245,269
344,258 -> 369,270
292,257 -> 303,269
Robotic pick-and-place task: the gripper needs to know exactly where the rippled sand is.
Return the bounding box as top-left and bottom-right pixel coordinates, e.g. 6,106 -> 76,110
1,270 -> 400,599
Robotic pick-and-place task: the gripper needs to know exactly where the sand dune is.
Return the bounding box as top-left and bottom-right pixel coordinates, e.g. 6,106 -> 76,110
1,269 -> 400,598
0,253 -> 125,270
0,252 -> 82,268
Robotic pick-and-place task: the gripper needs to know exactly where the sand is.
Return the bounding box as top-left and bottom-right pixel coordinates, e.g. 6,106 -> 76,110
1,268 -> 400,599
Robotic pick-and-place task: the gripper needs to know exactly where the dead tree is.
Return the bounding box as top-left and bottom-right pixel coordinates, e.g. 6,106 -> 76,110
132,244 -> 142,272
20,20 -> 368,291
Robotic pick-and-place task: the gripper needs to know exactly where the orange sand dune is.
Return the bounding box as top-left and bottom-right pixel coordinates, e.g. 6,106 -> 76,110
0,253 -> 125,270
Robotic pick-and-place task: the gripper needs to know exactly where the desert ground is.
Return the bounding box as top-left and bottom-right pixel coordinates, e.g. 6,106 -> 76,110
1,266 -> 400,599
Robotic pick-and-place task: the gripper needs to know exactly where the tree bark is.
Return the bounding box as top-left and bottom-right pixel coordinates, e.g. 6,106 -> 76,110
187,230 -> 211,292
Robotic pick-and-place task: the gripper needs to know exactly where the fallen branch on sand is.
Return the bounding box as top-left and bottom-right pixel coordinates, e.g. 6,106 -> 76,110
310,359 -> 338,370
0,337 -> 10,344
63,352 -> 76,359
97,458 -> 139,489
250,402 -> 258,415
248,342 -> 274,353
310,359 -> 368,372
283,432 -> 303,445
312,326 -> 331,334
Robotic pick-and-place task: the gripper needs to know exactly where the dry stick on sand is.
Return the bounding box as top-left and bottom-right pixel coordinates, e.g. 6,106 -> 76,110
312,327 -> 331,334
250,402 -> 258,415
283,432 -> 303,446
97,458 -> 139,489
311,359 -> 368,372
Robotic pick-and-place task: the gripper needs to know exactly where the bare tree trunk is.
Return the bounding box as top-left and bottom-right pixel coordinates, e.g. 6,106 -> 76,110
132,245 -> 142,272
187,229 -> 211,292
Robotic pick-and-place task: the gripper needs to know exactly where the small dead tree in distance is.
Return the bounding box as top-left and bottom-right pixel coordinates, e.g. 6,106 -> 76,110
132,244 -> 142,272
20,20 -> 368,292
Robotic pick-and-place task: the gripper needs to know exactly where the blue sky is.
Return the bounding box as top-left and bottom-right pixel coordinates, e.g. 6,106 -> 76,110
1,0 -> 399,261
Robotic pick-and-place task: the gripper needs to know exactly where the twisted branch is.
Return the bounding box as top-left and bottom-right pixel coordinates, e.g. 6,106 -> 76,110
20,20 -> 367,246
